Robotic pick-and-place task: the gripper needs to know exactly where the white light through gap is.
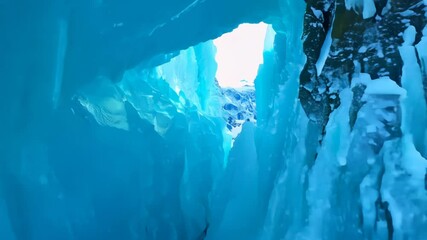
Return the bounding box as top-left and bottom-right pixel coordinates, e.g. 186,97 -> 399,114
214,23 -> 270,88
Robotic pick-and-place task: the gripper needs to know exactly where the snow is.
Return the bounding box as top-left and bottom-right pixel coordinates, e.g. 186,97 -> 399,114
345,0 -> 376,19
311,7 -> 323,20
402,25 -> 416,45
362,0 -> 376,19
358,46 -> 368,53
363,77 -> 407,96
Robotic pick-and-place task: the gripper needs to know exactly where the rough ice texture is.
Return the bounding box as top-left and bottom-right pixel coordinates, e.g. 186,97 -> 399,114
2,0 -> 427,239
300,0 -> 427,126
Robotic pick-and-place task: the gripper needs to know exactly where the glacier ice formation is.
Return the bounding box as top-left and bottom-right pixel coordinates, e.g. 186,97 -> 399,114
1,0 -> 427,239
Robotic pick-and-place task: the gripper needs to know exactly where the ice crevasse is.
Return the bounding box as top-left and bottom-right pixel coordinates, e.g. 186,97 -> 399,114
1,0 -> 427,239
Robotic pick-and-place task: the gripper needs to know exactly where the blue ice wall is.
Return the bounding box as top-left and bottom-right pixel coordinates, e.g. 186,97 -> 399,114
0,0 -> 276,238
1,38 -> 227,239
2,0 -> 427,239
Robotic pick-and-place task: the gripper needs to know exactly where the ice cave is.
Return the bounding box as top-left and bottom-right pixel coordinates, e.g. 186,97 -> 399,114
1,0 -> 427,239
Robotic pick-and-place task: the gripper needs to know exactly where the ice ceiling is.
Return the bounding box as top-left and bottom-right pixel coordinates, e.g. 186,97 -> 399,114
1,0 -> 427,240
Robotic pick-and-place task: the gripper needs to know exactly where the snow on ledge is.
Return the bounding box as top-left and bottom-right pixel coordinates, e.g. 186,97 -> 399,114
345,0 -> 376,19
364,77 -> 407,97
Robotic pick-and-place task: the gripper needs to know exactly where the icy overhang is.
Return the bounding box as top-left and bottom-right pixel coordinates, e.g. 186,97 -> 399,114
52,0 -> 281,98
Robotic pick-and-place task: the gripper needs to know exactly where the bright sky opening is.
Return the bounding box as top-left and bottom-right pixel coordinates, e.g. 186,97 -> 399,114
214,23 -> 270,88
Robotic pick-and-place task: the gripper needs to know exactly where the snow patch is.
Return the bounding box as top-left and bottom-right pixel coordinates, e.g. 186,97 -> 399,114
402,25 -> 416,45
345,0 -> 376,19
364,77 -> 407,97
